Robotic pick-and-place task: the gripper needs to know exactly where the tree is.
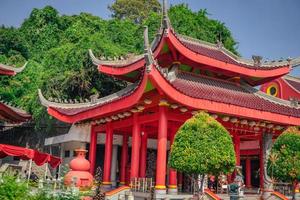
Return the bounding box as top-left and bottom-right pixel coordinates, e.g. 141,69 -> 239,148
169,112 -> 235,197
108,0 -> 161,23
268,127 -> 300,199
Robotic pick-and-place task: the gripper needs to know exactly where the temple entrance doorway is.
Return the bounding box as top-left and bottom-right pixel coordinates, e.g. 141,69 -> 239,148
241,157 -> 260,190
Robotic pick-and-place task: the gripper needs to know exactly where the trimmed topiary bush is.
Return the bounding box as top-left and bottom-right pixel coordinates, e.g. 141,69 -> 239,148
169,111 -> 235,194
268,127 -> 300,198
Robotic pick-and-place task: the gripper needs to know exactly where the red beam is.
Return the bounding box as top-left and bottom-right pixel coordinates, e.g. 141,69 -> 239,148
240,149 -> 259,156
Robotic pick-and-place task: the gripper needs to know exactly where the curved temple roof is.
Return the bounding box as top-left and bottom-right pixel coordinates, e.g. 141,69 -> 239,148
0,62 -> 28,76
39,0 -> 300,126
39,61 -> 300,125
89,0 -> 299,85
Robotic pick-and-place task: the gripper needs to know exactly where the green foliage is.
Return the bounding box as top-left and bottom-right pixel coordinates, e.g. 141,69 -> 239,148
169,112 -> 236,175
268,128 -> 300,183
108,0 -> 161,23
0,174 -> 29,200
0,4 -> 238,128
0,174 -> 81,200
30,189 -> 80,200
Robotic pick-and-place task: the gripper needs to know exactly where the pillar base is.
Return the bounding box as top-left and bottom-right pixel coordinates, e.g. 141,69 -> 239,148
119,182 -> 126,186
262,189 -> 273,200
167,187 -> 178,194
102,182 -> 112,190
155,185 -> 167,195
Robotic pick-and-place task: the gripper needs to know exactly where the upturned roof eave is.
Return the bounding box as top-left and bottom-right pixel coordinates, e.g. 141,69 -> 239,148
0,62 -> 28,76
0,102 -> 31,123
38,67 -> 149,123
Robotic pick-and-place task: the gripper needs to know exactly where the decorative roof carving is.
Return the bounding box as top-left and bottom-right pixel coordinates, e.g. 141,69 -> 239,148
143,26 -> 156,71
162,0 -> 171,29
252,55 -> 263,66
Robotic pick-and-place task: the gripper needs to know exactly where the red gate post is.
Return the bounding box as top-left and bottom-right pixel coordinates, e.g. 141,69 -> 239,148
155,105 -> 168,194
89,125 -> 97,175
245,158 -> 252,188
120,134 -> 128,185
130,113 -> 141,179
103,122 -> 113,188
139,130 -> 148,178
168,129 -> 177,194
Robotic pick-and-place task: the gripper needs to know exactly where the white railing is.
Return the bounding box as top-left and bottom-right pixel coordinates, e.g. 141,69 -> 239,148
130,178 -> 154,193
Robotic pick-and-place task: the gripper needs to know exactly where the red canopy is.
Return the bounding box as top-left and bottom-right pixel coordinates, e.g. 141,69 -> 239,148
0,144 -> 62,168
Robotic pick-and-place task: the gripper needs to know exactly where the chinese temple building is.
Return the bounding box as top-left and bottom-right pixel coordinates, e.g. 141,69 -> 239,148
0,62 -> 31,124
39,1 -> 300,197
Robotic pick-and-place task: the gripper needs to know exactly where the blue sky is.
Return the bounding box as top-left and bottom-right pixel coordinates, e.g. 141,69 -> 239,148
1,0 -> 300,75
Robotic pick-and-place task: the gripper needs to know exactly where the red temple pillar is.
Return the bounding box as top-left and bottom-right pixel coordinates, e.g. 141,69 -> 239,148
231,133 -> 240,181
168,130 -> 177,194
177,172 -> 183,192
245,158 -> 252,188
103,122 -> 113,187
234,134 -> 241,166
120,134 -> 128,185
259,136 -> 264,190
155,105 -> 168,194
139,131 -> 148,178
89,125 -> 97,175
130,113 -> 141,179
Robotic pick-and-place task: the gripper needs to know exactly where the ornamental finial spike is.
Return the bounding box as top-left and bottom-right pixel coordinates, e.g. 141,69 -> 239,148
143,26 -> 150,53
143,26 -> 154,67
162,0 -> 170,29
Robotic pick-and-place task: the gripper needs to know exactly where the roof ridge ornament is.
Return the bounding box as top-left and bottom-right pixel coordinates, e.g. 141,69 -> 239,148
252,55 -> 263,66
144,26 -> 155,72
162,0 -> 170,29
216,40 -> 223,49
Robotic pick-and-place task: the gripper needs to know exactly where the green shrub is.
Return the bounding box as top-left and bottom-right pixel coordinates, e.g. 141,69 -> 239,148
268,128 -> 300,183
0,174 -> 29,200
169,112 -> 236,176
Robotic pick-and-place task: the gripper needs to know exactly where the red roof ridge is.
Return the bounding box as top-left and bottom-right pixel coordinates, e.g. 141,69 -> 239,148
176,32 -> 290,68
